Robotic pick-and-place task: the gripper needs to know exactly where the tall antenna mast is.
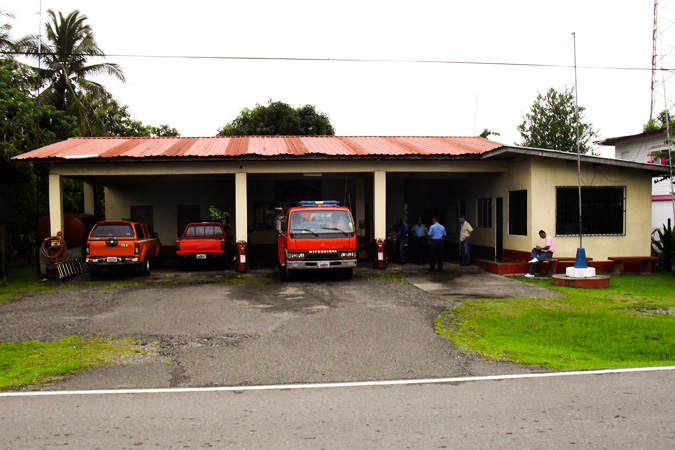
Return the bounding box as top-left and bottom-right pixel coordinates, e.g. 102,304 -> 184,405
651,0 -> 675,230
651,0 -> 675,120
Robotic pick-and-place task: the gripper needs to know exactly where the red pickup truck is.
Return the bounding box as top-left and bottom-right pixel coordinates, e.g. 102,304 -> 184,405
175,222 -> 228,267
86,220 -> 162,276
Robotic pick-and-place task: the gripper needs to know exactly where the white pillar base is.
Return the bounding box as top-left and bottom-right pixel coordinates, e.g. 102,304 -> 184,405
565,267 -> 596,278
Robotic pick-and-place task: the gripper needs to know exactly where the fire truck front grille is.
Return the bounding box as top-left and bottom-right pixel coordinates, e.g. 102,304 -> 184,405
306,250 -> 339,261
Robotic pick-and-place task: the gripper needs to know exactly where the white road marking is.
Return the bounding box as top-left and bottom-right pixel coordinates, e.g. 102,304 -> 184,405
2,366 -> 674,398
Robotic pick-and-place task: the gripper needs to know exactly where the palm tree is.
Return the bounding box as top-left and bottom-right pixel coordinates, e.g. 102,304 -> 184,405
14,9 -> 125,135
0,9 -> 14,51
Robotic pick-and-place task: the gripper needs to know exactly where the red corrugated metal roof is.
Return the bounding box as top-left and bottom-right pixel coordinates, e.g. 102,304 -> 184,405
13,136 -> 503,160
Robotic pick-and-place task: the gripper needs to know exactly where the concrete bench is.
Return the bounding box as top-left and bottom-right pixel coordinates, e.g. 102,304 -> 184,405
545,258 -> 559,275
546,257 -> 593,275
608,256 -> 660,275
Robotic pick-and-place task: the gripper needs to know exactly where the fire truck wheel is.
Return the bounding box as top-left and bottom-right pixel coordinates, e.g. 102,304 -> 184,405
281,269 -> 297,282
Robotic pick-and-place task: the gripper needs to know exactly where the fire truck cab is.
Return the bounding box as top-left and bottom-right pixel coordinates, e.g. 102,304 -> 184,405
276,201 -> 357,279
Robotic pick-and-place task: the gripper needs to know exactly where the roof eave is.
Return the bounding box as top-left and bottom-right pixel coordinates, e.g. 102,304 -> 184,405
482,145 -> 671,175
17,152 -> 496,164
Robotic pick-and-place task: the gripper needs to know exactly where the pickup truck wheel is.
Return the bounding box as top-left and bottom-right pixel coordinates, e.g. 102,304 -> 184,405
138,258 -> 151,276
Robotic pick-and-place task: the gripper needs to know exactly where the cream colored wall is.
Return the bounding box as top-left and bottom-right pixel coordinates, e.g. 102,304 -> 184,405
530,158 -> 652,259
105,179 -> 234,244
462,158 -> 532,255
462,157 -> 653,260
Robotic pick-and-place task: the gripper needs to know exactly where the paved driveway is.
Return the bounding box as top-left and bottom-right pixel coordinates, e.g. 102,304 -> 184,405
0,262 -> 561,390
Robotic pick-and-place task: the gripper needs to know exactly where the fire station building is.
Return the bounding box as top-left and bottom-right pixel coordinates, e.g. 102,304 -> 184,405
14,135 -> 669,270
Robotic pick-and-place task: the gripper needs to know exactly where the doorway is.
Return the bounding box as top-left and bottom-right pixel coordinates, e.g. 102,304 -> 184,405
496,197 -> 504,259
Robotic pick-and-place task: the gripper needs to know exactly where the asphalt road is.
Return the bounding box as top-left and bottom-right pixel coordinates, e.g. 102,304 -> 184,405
1,368 -> 673,449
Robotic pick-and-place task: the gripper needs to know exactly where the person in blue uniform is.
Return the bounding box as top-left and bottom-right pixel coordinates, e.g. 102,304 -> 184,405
389,219 -> 408,264
427,217 -> 446,271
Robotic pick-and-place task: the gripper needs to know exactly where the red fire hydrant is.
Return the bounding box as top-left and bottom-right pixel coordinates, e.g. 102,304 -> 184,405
374,239 -> 386,269
236,241 -> 249,272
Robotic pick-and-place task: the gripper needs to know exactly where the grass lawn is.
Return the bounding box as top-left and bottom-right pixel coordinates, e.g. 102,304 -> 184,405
0,336 -> 151,389
436,273 -> 675,370
0,265 -> 76,303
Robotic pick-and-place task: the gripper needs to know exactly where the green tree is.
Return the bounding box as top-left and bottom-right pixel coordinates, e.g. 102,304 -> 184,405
479,128 -> 501,140
14,9 -> 125,136
149,124 -> 180,137
217,100 -> 335,136
643,110 -> 674,165
0,9 -> 14,50
84,93 -> 180,137
0,57 -> 80,261
644,110 -> 671,132
517,86 -> 598,154
0,58 -> 78,152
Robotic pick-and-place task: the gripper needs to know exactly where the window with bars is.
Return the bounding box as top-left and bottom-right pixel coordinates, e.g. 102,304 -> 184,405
556,186 -> 625,235
477,198 -> 492,228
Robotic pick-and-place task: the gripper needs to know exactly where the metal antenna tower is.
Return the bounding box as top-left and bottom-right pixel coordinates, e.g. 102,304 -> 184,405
651,0 -> 675,120
652,1 -> 675,228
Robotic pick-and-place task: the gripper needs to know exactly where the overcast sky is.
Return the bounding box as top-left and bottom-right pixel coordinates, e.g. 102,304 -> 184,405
3,1 -> 660,156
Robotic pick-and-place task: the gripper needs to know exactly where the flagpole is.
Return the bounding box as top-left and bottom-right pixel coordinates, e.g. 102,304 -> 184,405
573,32 -> 583,249
572,32 -> 588,270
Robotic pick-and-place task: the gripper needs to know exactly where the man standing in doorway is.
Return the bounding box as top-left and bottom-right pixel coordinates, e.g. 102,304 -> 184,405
411,217 -> 428,264
458,215 -> 474,266
389,218 -> 408,264
428,217 -> 446,272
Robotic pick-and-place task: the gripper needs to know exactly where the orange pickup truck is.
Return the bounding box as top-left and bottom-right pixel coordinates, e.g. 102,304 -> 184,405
175,221 -> 228,267
85,220 -> 162,276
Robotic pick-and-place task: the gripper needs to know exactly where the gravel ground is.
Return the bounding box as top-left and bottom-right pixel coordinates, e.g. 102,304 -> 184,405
0,265 -> 550,391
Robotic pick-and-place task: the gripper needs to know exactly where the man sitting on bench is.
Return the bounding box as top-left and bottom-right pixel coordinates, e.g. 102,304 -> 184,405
524,230 -> 555,278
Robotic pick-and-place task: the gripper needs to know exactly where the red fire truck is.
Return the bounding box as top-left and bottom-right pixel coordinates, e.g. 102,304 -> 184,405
276,201 -> 357,280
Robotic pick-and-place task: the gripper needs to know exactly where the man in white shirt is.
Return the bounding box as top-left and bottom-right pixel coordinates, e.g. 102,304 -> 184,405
458,216 -> 474,266
411,217 -> 428,264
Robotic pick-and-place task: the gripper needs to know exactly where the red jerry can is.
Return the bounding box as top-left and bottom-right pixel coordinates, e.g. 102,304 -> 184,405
236,241 -> 249,272
374,239 -> 386,269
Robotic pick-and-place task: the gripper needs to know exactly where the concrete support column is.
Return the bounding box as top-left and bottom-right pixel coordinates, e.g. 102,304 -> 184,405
83,181 -> 95,216
373,170 -> 387,241
355,177 -> 366,231
235,172 -> 248,242
48,173 -> 64,236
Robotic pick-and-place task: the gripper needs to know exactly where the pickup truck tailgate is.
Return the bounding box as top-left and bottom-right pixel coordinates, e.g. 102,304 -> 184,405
88,237 -> 136,257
